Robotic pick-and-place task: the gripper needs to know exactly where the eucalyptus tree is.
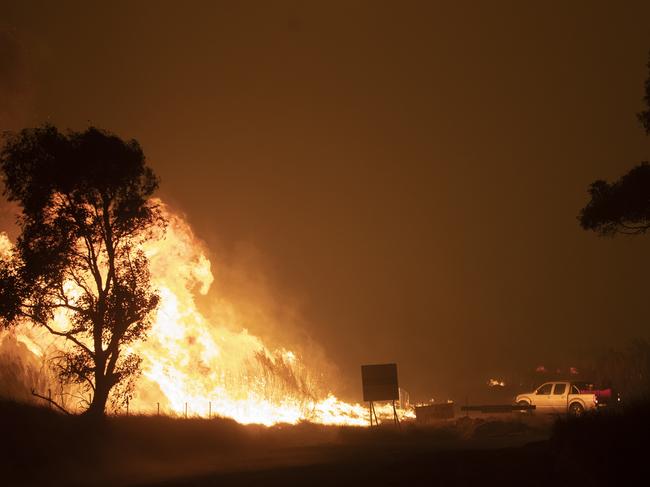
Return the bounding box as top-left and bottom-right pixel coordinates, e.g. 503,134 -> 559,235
0,125 -> 164,416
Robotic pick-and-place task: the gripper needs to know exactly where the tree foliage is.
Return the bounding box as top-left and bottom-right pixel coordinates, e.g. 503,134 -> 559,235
0,125 -> 164,415
579,163 -> 650,236
579,53 -> 650,235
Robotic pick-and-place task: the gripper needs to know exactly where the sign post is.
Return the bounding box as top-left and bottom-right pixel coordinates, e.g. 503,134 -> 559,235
361,363 -> 400,427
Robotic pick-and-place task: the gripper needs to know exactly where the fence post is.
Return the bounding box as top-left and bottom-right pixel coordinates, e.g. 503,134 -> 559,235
157,402 -> 160,416
209,401 -> 211,419
185,402 -> 187,418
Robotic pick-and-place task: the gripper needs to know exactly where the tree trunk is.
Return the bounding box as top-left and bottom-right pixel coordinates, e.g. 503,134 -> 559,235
84,378 -> 111,417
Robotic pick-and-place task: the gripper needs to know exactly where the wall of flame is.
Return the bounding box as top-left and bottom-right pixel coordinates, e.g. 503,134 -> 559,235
0,201 -> 413,426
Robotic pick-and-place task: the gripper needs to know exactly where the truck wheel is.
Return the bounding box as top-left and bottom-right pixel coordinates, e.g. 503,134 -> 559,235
517,400 -> 532,414
568,402 -> 584,418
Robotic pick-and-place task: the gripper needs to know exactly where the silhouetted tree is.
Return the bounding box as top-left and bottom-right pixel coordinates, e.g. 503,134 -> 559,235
0,125 -> 164,416
579,53 -> 650,235
579,163 -> 650,235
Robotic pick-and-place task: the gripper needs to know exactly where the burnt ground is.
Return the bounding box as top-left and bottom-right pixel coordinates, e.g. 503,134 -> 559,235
1,400 -> 648,487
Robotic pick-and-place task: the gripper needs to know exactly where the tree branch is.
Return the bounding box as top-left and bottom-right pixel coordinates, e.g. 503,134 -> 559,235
619,222 -> 650,233
31,389 -> 71,415
66,268 -> 96,308
22,311 -> 95,359
101,196 -> 117,297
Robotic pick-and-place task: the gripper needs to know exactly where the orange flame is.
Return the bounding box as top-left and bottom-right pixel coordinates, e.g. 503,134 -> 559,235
1,204 -> 413,426
487,378 -> 505,387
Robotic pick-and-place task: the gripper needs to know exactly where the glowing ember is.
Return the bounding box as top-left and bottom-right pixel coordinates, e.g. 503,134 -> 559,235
487,378 -> 505,387
1,204 -> 413,426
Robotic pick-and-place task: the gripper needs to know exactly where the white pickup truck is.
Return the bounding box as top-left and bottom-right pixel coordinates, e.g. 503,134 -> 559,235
515,381 -> 598,416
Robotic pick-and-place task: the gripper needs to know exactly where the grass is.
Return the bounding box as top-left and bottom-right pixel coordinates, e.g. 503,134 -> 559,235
1,399 -> 648,486
550,401 -> 650,482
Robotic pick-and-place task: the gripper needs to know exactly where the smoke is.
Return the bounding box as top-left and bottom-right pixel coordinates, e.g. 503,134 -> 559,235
0,27 -> 30,239
0,28 -> 33,133
0,333 -> 54,404
201,240 -> 338,389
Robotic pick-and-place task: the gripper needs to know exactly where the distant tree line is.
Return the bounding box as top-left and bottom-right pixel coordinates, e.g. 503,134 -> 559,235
587,339 -> 650,401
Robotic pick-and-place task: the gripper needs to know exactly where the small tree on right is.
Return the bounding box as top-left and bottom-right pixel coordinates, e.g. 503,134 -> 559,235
579,54 -> 650,234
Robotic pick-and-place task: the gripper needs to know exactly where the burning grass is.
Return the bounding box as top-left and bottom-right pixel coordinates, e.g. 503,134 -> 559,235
1,204 -> 407,426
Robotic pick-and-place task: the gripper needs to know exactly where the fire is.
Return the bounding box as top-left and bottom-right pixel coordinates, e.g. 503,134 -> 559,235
1,205 -> 412,426
487,378 -> 505,387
